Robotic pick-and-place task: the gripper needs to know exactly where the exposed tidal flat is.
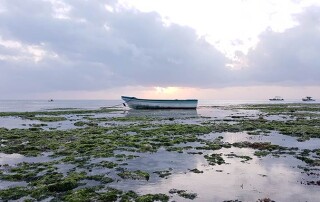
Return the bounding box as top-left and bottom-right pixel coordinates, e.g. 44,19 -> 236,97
0,101 -> 320,201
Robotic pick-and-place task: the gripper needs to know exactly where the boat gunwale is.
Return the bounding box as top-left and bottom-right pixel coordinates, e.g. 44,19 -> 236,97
121,96 -> 198,102
129,106 -> 197,109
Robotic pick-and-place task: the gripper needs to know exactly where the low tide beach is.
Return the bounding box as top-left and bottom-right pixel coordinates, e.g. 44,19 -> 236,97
0,100 -> 319,201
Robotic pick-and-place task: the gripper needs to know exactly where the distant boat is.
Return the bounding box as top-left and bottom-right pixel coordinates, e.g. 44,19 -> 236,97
48,99 -> 54,102
269,96 -> 284,101
121,96 -> 198,109
302,96 -> 315,102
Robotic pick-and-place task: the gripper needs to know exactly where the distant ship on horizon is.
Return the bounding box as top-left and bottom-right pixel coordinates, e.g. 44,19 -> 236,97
302,96 -> 315,102
269,96 -> 284,101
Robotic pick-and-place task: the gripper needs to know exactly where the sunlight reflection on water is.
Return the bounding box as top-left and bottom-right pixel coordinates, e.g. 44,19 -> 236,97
111,148 -> 319,201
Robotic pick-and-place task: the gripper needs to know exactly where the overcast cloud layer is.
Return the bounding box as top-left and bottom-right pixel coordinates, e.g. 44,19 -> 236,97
0,0 -> 319,97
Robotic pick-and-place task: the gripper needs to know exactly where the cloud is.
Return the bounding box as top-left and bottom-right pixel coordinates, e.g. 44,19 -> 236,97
0,0 -> 231,97
245,6 -> 320,86
0,0 -> 319,98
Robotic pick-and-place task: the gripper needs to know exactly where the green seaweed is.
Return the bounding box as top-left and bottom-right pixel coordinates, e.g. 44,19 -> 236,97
189,168 -> 203,173
28,116 -> 67,122
254,151 -> 270,157
47,180 -> 78,192
225,153 -> 252,162
204,153 -> 226,165
169,189 -> 197,200
136,193 -> 169,202
296,156 -> 320,166
74,121 -> 98,127
86,175 -> 114,183
0,187 -> 30,201
153,170 -> 172,178
118,170 -> 150,181
120,190 -> 139,201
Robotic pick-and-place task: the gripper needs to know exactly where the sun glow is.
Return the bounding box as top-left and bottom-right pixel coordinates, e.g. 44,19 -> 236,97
141,86 -> 204,99
140,86 -> 184,99
155,87 -> 179,95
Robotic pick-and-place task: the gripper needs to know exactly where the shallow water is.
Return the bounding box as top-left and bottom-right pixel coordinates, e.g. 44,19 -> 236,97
109,148 -> 319,202
0,101 -> 319,201
0,152 -> 57,165
201,132 -> 320,150
0,100 -> 120,112
0,181 -> 28,190
0,117 -> 41,129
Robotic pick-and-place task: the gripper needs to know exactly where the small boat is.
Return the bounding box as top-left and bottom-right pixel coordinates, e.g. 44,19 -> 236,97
48,99 -> 54,102
302,96 -> 315,101
121,96 -> 198,109
269,96 -> 284,101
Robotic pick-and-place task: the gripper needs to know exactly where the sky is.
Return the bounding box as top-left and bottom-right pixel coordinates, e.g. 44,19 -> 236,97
0,0 -> 319,100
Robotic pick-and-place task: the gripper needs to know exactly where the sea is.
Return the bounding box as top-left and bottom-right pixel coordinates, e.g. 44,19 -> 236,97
0,99 -> 318,112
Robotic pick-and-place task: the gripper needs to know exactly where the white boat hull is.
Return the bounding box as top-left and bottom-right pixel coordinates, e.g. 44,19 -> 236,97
121,96 -> 198,109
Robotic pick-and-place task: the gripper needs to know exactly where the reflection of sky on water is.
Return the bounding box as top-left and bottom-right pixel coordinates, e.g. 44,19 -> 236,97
202,132 -> 320,150
110,147 -> 320,201
0,100 -> 120,112
197,107 -> 261,120
92,112 -> 125,119
0,115 -> 78,130
197,107 -> 234,118
125,109 -> 198,119
264,114 -> 294,121
0,152 -> 57,165
0,117 -> 40,129
0,113 -> 115,130
0,181 -> 28,190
